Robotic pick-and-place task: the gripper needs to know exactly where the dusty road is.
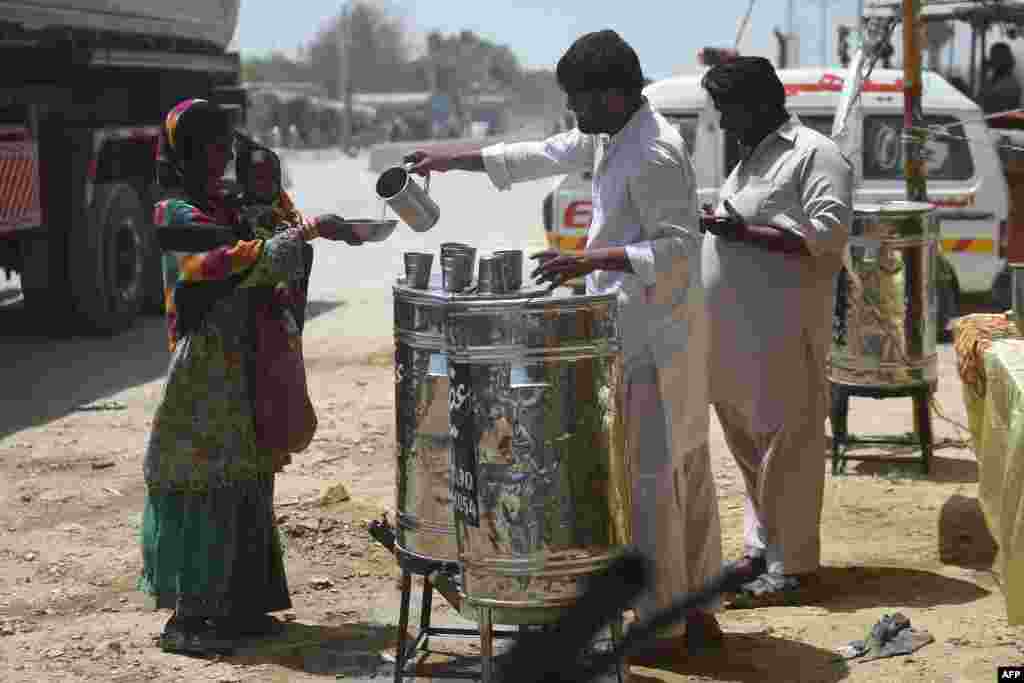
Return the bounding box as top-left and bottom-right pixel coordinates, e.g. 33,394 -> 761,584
0,149 -> 1021,682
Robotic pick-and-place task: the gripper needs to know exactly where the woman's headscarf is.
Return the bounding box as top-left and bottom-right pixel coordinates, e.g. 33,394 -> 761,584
156,98 -> 233,205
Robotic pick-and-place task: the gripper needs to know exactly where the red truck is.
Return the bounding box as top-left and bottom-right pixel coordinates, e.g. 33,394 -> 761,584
0,1 -> 245,334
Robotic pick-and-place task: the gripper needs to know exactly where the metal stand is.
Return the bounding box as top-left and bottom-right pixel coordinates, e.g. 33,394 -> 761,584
392,548 -> 523,682
471,606 -> 625,683
830,380 -> 935,475
391,548 -> 625,682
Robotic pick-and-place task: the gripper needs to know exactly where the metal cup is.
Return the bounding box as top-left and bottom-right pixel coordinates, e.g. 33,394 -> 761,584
376,163 -> 440,233
493,250 -> 523,291
441,253 -> 473,292
477,256 -> 503,294
441,242 -> 476,268
403,251 -> 433,289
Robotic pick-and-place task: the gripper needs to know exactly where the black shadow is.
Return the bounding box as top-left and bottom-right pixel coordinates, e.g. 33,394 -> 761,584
783,565 -> 991,613
628,633 -> 849,683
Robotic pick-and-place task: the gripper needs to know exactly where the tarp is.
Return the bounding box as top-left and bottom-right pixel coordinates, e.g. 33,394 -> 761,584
954,313 -> 1024,624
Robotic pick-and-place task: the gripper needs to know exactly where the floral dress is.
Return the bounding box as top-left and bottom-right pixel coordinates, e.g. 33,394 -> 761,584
138,195 -> 311,618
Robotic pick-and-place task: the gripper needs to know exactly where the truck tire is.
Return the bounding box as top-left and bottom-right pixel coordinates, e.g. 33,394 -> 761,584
18,233 -> 52,310
936,262 -> 959,343
69,182 -> 147,334
139,187 -> 166,315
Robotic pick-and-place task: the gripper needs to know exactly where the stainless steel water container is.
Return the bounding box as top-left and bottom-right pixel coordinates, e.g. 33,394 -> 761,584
393,282 -> 458,562
393,280 -> 541,564
829,201 -> 940,387
445,289 -> 628,620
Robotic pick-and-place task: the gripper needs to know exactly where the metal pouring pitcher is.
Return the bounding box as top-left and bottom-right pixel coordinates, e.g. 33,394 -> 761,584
375,163 -> 440,233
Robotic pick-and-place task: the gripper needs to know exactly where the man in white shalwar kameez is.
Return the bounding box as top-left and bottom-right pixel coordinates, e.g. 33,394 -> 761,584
699,57 -> 853,604
405,29 -> 723,650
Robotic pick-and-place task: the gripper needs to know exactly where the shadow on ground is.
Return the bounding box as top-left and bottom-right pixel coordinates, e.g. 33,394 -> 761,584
627,633 -> 849,683
841,452 -> 979,484
228,621 -> 397,677
727,565 -> 990,613
0,298 -> 342,439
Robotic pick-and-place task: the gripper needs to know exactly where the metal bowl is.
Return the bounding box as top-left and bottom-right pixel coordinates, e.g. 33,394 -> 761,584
343,219 -> 398,243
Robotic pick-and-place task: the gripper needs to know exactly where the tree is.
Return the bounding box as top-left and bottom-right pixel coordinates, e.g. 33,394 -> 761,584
241,52 -> 312,84
305,1 -> 414,97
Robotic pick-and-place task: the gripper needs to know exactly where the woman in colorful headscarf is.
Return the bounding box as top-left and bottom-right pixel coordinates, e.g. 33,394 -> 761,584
139,98 -> 359,655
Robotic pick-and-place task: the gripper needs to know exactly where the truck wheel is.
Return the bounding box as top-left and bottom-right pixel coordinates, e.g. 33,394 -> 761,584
18,233 -> 52,310
69,182 -> 146,334
936,271 -> 959,343
139,189 -> 166,315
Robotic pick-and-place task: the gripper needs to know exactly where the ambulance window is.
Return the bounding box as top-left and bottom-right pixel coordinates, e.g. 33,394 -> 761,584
863,115 -> 974,180
663,114 -> 698,155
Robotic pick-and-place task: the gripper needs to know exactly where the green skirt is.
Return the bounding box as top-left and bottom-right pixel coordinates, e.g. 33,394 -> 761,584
138,474 -> 291,618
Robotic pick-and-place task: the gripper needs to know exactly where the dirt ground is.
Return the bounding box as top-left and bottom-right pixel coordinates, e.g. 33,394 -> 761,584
0,297 -> 1022,683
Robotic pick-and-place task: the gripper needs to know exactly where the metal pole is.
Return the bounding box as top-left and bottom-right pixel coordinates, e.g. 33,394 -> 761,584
902,0 -> 928,366
822,0 -> 829,65
787,0 -> 796,66
969,22 -> 978,96
337,2 -> 353,150
903,0 -> 926,202
980,23 -> 989,100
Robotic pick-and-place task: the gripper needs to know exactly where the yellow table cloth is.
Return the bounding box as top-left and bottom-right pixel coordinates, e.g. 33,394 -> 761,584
954,313 -> 1024,624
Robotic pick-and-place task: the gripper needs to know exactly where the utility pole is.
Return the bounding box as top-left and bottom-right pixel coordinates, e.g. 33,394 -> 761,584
821,0 -> 828,65
336,2 -> 353,151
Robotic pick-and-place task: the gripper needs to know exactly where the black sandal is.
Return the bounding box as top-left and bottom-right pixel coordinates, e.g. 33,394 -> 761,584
159,615 -> 235,656
721,555 -> 767,593
730,572 -> 806,608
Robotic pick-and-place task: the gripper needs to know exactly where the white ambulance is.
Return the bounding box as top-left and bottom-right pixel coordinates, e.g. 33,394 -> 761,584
541,67 -> 1011,336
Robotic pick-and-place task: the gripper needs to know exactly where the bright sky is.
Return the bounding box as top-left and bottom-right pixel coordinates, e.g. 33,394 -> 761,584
232,0 -> 1006,81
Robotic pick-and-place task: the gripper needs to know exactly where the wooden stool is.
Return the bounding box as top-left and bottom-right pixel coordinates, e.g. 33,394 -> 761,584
829,380 -> 935,475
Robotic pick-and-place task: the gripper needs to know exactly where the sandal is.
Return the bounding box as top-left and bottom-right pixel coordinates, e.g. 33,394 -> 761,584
731,572 -> 806,608
720,555 -> 767,593
159,615 -> 235,656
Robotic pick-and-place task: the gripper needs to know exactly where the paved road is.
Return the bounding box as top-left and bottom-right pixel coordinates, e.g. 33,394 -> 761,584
286,149 -> 555,340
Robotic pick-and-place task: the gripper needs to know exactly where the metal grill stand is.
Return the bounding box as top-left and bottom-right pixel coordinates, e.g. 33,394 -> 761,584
392,547 -> 521,682
389,544 -> 625,683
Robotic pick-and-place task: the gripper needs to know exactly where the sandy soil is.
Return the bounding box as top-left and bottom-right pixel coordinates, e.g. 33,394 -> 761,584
0,297 -> 1021,683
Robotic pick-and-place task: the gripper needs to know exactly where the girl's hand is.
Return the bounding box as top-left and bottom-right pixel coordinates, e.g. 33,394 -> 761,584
313,214 -> 364,245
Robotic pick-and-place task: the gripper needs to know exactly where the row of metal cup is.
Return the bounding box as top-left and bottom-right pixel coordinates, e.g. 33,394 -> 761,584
403,243 -> 523,293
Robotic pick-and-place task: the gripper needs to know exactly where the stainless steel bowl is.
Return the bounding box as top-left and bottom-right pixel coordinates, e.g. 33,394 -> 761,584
342,219 -> 399,243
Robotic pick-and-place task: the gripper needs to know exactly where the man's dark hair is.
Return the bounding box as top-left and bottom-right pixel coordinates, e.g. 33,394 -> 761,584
556,30 -> 646,94
701,56 -> 787,110
988,42 -> 1016,75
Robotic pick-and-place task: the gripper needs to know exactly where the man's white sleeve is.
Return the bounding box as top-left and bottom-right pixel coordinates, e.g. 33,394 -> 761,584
481,129 -> 595,191
792,144 -> 854,259
627,147 -> 700,290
